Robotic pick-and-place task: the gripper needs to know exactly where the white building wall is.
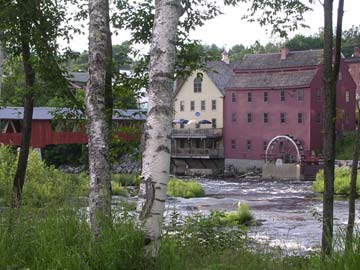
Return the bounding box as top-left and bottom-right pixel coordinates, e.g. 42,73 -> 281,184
174,71 -> 224,128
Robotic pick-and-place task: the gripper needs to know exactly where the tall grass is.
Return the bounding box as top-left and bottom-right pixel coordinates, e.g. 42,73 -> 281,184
167,178 -> 205,198
312,168 -> 360,195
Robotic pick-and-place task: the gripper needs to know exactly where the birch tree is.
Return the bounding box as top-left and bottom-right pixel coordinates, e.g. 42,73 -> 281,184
136,0 -> 182,256
87,0 -> 112,232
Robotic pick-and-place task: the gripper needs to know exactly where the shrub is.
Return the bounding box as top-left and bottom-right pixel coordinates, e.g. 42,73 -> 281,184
111,181 -> 128,196
312,168 -> 360,196
112,173 -> 140,186
223,202 -> 254,226
167,178 -> 205,198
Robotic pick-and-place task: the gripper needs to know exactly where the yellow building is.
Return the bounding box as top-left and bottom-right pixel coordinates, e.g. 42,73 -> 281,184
171,55 -> 232,175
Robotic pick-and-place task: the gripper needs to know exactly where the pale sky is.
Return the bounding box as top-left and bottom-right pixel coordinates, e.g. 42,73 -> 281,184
67,0 -> 360,53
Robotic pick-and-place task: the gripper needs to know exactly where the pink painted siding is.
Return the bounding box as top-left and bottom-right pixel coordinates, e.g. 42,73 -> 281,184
224,61 -> 356,161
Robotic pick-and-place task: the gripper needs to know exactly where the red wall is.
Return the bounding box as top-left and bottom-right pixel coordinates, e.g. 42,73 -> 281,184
0,120 -> 141,148
224,62 -> 356,161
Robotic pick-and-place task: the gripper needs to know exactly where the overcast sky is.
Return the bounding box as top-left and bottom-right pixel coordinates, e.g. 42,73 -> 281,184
68,0 -> 360,53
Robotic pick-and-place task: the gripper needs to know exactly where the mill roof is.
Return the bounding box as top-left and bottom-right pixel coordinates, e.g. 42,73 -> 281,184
232,49 -> 323,71
0,107 -> 146,120
227,69 -> 318,89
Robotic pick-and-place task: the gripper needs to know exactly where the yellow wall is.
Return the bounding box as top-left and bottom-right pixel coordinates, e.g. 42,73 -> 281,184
174,71 -> 224,128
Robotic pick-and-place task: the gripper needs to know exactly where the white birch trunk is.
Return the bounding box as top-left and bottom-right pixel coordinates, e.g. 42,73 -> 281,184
136,0 -> 182,256
87,0 -> 111,233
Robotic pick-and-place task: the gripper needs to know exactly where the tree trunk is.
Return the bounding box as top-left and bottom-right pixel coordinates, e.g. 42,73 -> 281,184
346,102 -> 360,248
321,0 -> 344,255
136,0 -> 182,257
321,0 -> 335,255
12,26 -> 35,207
87,0 -> 111,234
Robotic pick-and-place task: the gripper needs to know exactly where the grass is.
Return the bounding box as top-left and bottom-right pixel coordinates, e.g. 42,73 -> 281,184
111,173 -> 140,186
167,178 -> 205,198
312,168 -> 360,195
2,205 -> 360,270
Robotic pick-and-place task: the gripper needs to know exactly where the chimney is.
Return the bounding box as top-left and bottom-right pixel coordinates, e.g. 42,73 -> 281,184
354,47 -> 359,58
280,47 -> 289,60
222,50 -> 230,64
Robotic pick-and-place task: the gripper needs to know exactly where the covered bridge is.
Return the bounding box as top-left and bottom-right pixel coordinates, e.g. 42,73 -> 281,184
0,107 -> 145,148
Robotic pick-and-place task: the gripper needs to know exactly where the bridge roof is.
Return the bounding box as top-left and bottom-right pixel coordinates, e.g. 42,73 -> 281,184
0,107 -> 146,121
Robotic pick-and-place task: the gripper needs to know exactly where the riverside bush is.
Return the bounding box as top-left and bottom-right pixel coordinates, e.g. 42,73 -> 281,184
0,146 -> 129,206
312,168 -> 360,195
167,178 -> 205,198
223,202 -> 255,226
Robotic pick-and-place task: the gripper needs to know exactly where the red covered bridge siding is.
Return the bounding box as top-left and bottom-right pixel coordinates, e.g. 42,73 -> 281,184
0,107 -> 145,148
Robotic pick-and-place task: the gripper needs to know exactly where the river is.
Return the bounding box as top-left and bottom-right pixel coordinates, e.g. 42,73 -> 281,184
162,179 -> 360,254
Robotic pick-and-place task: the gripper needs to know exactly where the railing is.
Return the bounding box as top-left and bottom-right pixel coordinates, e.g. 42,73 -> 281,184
172,128 -> 223,138
172,147 -> 224,158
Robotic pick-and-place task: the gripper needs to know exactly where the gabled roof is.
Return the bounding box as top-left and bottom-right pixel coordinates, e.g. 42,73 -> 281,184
68,72 -> 88,83
345,57 -> 360,64
227,69 -> 318,90
0,107 -> 146,121
174,61 -> 233,96
232,49 -> 323,71
206,61 -> 233,94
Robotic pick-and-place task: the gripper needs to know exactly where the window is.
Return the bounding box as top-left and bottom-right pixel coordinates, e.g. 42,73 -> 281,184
212,118 -> 217,128
180,101 -> 184,111
247,92 -> 252,102
345,112 -> 350,124
231,139 -> 236,150
264,91 -> 268,102
263,113 -> 269,124
316,112 -> 321,123
316,88 -> 321,100
212,100 -> 216,110
247,113 -> 252,123
231,92 -> 236,102
201,100 -> 206,111
194,77 -> 202,93
231,112 -> 237,122
180,140 -> 185,148
246,140 -> 252,151
339,72 -> 342,80
298,112 -> 303,124
297,90 -> 304,101
280,112 -> 286,123
190,101 -> 195,111
263,141 -> 268,151
280,90 -> 285,102
345,90 -> 350,103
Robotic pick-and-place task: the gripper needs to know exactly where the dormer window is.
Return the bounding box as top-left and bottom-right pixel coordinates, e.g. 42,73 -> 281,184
194,77 -> 202,93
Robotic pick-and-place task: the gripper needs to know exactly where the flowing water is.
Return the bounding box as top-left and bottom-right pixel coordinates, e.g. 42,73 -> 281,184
162,179 -> 360,253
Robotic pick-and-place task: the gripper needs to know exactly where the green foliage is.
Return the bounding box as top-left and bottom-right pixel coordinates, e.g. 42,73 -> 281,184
313,168 -> 360,195
2,203 -> 360,269
0,146 -> 134,206
167,178 -> 205,198
110,181 -> 128,197
336,132 -> 356,160
223,203 -> 255,226
42,143 -> 88,167
0,207 -> 145,270
111,173 -> 140,186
